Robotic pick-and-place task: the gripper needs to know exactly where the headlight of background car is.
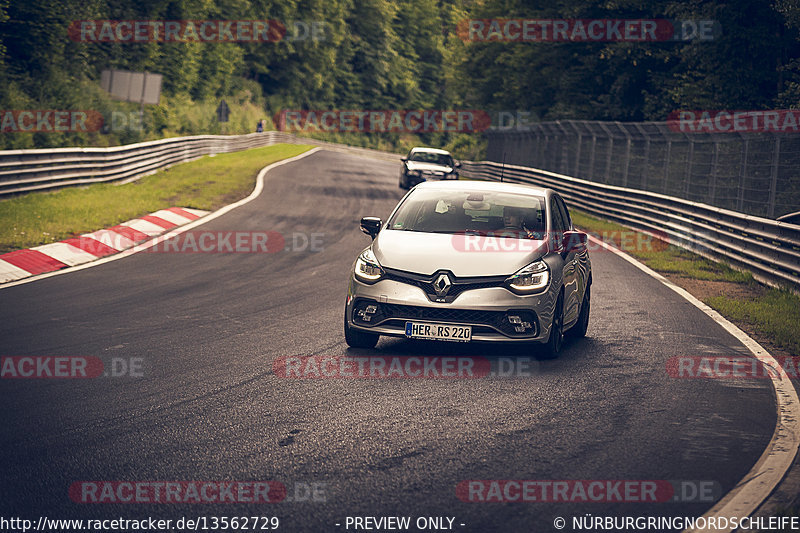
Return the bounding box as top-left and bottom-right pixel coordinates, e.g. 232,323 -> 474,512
407,169 -> 421,177
506,260 -> 549,294
354,247 -> 384,283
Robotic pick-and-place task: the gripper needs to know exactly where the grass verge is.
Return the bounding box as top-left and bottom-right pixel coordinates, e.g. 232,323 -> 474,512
570,210 -> 800,357
0,144 -> 313,253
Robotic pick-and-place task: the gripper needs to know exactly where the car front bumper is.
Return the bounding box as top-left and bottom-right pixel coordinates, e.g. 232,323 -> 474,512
405,172 -> 458,187
346,276 -> 557,343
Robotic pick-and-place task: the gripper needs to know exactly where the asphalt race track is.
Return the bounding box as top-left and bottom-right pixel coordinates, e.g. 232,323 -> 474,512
0,149 -> 778,532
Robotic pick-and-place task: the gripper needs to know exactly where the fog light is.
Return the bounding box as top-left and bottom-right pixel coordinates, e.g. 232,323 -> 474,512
357,304 -> 379,322
508,314 -> 533,333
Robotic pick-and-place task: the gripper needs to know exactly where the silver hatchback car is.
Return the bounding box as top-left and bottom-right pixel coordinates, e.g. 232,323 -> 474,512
344,181 -> 592,358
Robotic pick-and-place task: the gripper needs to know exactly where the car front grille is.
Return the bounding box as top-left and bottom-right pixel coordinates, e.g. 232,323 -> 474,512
383,268 -> 508,303
383,303 -> 504,325
352,299 -> 538,338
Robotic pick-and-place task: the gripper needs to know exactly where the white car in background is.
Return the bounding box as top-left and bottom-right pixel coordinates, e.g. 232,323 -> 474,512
399,147 -> 460,189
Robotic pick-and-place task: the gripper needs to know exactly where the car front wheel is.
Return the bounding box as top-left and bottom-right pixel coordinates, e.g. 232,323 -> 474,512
344,312 -> 379,349
539,292 -> 564,359
567,284 -> 590,338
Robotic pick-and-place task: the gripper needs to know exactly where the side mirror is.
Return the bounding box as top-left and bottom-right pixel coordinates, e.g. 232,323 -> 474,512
400,157 -> 408,162
562,230 -> 588,253
360,217 -> 382,239
455,161 -> 462,168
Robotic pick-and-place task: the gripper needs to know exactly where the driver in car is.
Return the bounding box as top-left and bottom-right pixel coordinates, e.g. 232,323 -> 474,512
502,206 -> 538,239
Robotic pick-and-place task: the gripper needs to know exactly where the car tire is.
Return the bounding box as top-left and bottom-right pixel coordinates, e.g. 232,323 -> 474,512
566,284 -> 590,339
344,313 -> 379,349
539,292 -> 564,359
399,176 -> 408,189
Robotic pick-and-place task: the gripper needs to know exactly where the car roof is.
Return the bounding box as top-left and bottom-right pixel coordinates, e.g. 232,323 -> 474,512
409,147 -> 452,155
413,179 -> 551,198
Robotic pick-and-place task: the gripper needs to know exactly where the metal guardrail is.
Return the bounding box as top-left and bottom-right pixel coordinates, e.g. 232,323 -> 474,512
460,160 -> 800,292
2,132 -> 796,291
0,132 -> 401,196
0,132 -> 282,195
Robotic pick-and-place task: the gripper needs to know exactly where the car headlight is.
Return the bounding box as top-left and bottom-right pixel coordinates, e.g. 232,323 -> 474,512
354,247 -> 384,283
407,169 -> 421,177
506,260 -> 550,294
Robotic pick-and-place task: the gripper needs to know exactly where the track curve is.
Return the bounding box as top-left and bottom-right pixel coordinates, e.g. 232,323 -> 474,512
0,149 -> 778,532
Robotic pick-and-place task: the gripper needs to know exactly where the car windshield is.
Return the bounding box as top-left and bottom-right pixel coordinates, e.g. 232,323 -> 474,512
409,151 -> 454,166
387,189 -> 546,236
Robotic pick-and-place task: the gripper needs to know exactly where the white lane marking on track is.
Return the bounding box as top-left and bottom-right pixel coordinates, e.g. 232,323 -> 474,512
0,147 -> 321,290
585,234 -> 800,533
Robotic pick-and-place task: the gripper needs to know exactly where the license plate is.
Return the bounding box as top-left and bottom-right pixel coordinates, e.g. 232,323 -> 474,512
405,321 -> 472,342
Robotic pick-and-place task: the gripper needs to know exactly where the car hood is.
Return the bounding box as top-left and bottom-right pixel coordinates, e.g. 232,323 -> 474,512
405,161 -> 453,173
372,230 -> 547,277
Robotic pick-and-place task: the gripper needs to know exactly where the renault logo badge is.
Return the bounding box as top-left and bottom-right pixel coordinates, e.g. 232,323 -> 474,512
433,273 -> 452,297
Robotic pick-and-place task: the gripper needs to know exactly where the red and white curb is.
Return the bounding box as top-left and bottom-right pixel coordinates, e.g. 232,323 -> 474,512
0,207 -> 209,283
